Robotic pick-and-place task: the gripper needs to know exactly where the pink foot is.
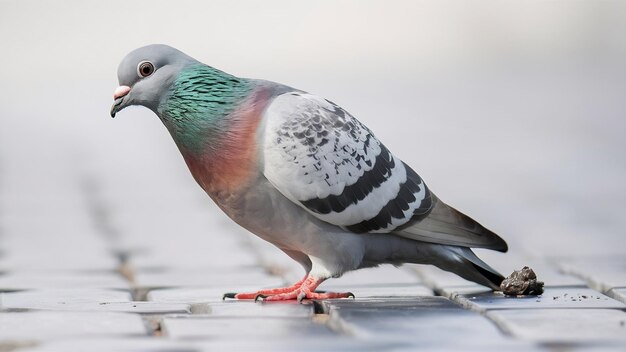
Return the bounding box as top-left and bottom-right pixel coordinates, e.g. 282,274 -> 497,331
258,276 -> 354,302
223,276 -> 307,300
223,275 -> 355,301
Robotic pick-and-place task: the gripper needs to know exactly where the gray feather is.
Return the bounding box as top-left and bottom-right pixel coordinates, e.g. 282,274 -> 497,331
396,193 -> 508,252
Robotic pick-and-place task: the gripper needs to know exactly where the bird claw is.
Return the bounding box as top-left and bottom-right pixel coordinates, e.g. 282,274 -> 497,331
254,294 -> 267,302
222,292 -> 237,300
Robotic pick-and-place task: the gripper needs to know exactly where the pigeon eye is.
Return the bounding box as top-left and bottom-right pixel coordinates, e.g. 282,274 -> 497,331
137,61 -> 155,77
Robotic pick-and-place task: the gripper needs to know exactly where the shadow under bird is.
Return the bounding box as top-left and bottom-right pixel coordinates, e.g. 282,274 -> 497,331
111,44 -> 508,301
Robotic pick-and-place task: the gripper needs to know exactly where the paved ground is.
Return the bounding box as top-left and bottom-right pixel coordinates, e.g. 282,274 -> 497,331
1,1 -> 626,351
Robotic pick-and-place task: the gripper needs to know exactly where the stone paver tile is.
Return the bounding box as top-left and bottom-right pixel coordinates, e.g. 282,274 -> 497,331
193,338 -> 394,352
411,265 -> 486,293
200,301 -> 312,317
516,262 -> 587,287
570,345 -> 626,352
0,272 -> 130,290
607,287 -> 626,304
0,250 -> 119,272
390,341 -> 546,352
111,211 -> 250,259
0,214 -> 97,239
455,287 -> 625,311
0,289 -> 131,310
162,316 -> 334,340
487,309 -> 626,342
0,193 -> 86,215
17,337 -> 199,352
437,285 -> 494,298
320,296 -> 459,312
147,286 -> 266,303
0,289 -> 190,313
242,235 -> 305,282
133,269 -> 284,290
321,265 -> 422,288
558,257 -> 626,291
128,249 -> 259,271
70,301 -> 191,314
0,231 -> 118,272
320,284 -> 433,298
0,312 -> 147,341
324,297 -> 515,348
22,335 -> 385,351
123,225 -> 257,270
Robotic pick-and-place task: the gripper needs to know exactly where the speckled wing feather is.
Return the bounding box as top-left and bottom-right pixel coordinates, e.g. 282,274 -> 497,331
262,92 -> 507,251
262,92 -> 432,232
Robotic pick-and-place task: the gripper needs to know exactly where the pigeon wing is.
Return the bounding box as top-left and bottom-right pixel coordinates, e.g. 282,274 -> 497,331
262,92 -> 507,252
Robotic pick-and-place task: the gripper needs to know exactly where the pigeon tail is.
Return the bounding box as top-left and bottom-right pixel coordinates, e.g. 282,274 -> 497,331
434,246 -> 504,290
396,194 -> 509,253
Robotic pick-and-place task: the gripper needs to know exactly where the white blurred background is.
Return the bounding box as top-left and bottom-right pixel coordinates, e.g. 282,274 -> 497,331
1,0 -> 625,264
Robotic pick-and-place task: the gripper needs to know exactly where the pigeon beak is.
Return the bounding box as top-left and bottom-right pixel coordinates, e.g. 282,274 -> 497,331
110,85 -> 131,118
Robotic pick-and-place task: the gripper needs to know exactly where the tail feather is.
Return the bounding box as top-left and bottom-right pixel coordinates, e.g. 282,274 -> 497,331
397,194 -> 508,253
469,262 -> 505,289
436,246 -> 504,290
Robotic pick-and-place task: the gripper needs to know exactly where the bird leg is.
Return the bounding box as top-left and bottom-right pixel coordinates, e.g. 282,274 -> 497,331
223,275 -> 354,301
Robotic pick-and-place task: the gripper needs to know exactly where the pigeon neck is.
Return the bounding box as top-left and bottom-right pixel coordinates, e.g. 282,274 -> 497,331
158,63 -> 254,155
179,86 -> 273,198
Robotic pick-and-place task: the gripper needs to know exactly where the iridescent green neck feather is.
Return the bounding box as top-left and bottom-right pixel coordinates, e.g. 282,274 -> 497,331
158,63 -> 254,154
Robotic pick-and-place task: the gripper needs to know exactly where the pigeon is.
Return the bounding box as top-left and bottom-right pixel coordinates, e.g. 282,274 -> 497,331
111,44 -> 508,301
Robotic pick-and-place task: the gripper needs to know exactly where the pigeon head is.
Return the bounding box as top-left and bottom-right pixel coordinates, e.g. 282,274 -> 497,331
111,44 -> 196,118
